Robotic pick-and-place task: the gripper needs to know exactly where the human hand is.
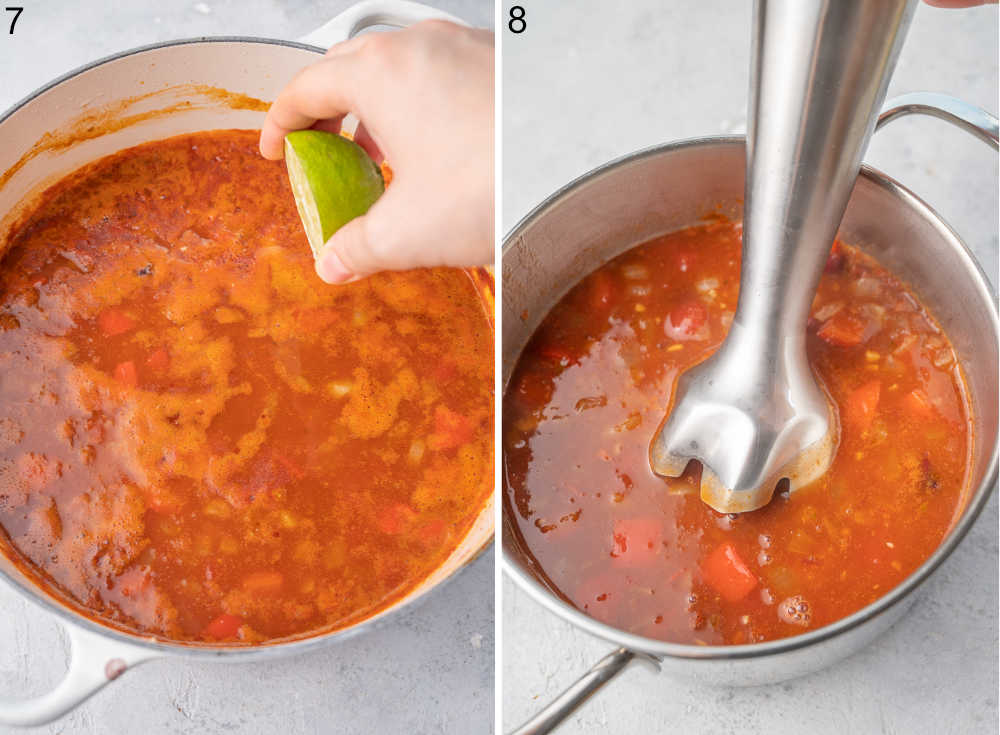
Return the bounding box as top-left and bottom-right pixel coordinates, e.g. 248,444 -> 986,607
260,21 -> 494,284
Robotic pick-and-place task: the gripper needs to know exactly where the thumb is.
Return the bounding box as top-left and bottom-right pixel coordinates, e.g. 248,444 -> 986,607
313,186 -> 423,284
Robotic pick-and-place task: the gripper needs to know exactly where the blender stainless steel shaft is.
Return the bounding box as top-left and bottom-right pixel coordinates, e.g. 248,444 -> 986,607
650,0 -> 917,513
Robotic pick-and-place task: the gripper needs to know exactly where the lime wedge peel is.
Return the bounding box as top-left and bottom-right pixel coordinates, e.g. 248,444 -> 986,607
284,130 -> 385,258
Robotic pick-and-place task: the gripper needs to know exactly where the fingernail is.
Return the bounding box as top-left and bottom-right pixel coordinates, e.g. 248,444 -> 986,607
316,249 -> 353,284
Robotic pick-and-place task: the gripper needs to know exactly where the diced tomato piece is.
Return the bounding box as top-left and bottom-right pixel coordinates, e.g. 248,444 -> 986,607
98,308 -> 136,337
203,613 -> 243,639
113,361 -> 138,387
701,542 -> 758,602
589,271 -> 615,311
417,518 -> 449,546
902,389 -> 936,419
665,300 -> 709,341
378,502 -> 417,535
816,312 -> 866,347
145,347 -> 169,371
538,343 -> 574,366
610,518 -> 663,567
242,571 -> 284,594
844,380 -> 881,436
427,404 -> 474,451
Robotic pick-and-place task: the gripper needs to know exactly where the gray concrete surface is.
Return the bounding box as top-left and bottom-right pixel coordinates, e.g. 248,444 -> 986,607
502,2 -> 998,734
0,2 -> 494,734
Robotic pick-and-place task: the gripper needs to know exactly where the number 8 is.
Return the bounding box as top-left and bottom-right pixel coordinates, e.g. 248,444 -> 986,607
509,5 -> 526,34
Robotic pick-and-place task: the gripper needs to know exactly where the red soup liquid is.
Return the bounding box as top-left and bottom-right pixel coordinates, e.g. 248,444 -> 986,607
504,220 -> 970,644
0,130 -> 494,644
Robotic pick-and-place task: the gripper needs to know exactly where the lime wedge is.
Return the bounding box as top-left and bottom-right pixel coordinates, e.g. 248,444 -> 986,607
283,130 -> 385,258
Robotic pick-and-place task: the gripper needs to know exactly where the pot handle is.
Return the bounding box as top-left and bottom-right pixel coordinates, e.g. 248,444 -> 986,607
298,0 -> 468,49
0,621 -> 155,727
876,91 -> 998,149
507,648 -> 660,735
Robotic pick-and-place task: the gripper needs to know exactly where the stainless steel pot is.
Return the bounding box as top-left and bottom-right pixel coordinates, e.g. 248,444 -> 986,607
0,1 -> 493,725
502,96 -> 998,734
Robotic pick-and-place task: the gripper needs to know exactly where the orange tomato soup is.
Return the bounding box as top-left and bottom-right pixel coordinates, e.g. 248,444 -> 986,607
0,130 -> 493,643
504,220 -> 970,644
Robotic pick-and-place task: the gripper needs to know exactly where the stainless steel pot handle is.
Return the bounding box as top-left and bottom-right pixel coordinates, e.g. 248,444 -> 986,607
0,621 -> 155,726
298,0 -> 468,49
508,649 -> 660,735
876,91 -> 999,149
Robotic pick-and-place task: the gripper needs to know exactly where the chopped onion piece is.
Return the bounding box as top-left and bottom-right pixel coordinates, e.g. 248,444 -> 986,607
892,334 -> 918,355
327,381 -> 352,398
851,276 -> 883,300
622,263 -> 649,280
812,301 -> 844,322
695,278 -> 719,294
933,349 -> 954,368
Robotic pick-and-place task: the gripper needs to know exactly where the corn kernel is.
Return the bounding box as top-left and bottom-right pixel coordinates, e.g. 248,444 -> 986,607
203,498 -> 232,519
327,381 -> 352,398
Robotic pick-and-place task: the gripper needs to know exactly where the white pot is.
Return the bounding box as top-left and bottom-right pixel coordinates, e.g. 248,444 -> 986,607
0,1 -> 492,726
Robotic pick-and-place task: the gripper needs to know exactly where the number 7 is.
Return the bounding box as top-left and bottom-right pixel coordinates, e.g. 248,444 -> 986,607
6,6 -> 22,35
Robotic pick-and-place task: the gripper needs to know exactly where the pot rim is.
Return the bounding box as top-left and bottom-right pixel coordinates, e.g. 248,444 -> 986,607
0,35 -> 324,130
501,134 -> 999,661
0,35 -> 495,659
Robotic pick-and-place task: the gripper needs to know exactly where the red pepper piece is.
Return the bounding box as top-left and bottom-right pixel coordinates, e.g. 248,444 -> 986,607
701,542 -> 758,602
98,308 -> 136,337
113,361 -> 138,387
844,379 -> 881,436
203,613 -> 243,639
